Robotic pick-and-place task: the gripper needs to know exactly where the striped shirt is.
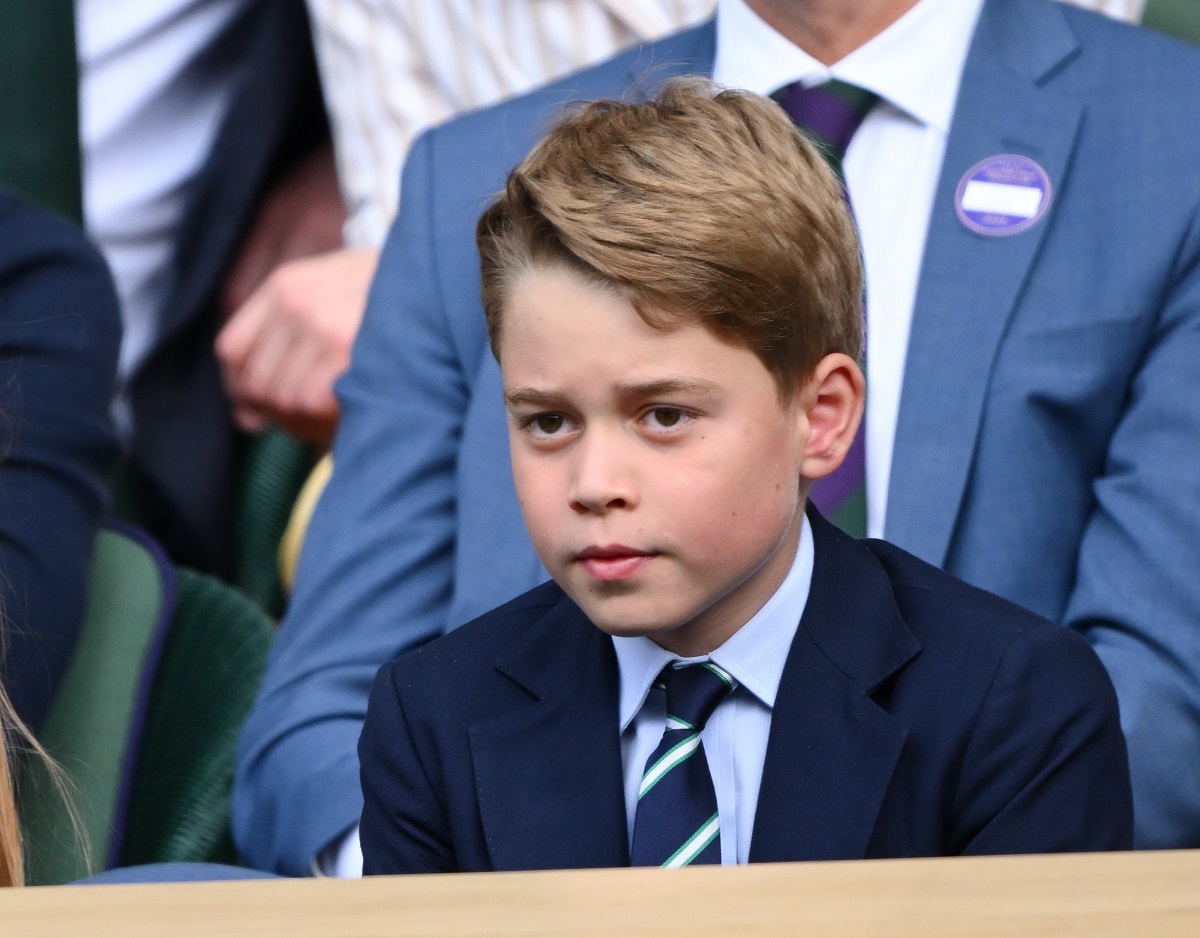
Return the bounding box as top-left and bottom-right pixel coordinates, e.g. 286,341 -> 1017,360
306,0 -> 716,248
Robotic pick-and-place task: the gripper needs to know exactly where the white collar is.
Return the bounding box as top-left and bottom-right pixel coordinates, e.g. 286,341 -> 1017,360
712,0 -> 985,133
612,513 -> 815,732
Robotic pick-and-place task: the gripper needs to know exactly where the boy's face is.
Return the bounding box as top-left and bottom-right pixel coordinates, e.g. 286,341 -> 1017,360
498,264 -> 813,657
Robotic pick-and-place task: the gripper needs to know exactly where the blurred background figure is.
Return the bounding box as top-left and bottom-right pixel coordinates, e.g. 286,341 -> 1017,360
0,1 -> 336,577
78,0 -> 336,575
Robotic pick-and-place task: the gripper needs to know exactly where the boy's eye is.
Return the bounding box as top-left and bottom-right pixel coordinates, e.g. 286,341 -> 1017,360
534,414 -> 565,435
646,407 -> 685,429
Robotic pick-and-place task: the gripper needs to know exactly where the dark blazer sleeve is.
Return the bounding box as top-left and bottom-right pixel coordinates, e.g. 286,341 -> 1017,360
0,190 -> 121,728
952,624 -> 1133,855
359,660 -> 457,874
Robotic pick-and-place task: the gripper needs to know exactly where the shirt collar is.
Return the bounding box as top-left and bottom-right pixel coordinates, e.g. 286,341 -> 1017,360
612,513 -> 815,732
712,0 -> 985,133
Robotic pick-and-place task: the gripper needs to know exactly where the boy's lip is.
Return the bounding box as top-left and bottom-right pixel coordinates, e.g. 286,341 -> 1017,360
575,544 -> 657,581
576,544 -> 655,560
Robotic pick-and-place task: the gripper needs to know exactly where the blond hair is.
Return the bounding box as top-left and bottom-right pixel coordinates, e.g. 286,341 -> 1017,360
477,78 -> 864,397
1,684 -> 30,885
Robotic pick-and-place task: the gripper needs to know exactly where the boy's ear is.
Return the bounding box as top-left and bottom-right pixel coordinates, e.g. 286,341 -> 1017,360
797,353 -> 865,481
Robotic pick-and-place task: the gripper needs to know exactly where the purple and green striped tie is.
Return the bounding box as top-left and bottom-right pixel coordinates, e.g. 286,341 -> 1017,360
630,662 -> 735,867
772,80 -> 879,538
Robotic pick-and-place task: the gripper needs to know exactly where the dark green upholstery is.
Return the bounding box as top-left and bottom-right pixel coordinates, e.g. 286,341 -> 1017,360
1143,0 -> 1200,46
119,568 -> 274,866
234,425 -> 316,618
20,526 -> 172,885
0,0 -> 83,221
20,528 -> 276,882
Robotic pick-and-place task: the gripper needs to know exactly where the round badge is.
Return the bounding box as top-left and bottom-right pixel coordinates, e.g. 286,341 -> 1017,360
955,155 -> 1052,237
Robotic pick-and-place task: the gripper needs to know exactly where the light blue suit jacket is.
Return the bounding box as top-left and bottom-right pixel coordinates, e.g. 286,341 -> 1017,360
234,0 -> 1200,873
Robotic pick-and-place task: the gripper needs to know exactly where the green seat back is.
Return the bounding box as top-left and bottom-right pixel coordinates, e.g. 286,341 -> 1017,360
20,526 -> 173,885
119,568 -> 274,866
1143,0 -> 1200,46
234,426 -> 316,618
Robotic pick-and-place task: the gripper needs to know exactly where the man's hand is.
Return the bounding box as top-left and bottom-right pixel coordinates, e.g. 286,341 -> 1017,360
217,246 -> 379,447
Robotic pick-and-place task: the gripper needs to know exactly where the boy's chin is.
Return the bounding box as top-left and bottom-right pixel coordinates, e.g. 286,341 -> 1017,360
575,601 -> 686,642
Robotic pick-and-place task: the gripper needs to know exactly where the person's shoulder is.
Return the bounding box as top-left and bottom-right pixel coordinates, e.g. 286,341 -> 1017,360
0,188 -> 108,276
1059,3 -> 1200,95
0,188 -> 120,356
863,538 -> 1098,670
384,580 -> 569,687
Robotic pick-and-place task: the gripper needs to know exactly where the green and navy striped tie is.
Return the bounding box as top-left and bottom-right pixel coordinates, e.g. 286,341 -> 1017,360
630,662 -> 735,867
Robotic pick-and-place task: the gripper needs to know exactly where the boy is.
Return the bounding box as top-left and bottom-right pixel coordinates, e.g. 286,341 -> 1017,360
358,80 -> 1132,873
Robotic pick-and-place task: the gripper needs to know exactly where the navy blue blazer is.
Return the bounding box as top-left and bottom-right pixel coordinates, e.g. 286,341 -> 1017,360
0,190 -> 122,728
359,509 -> 1133,873
240,0 -> 1200,873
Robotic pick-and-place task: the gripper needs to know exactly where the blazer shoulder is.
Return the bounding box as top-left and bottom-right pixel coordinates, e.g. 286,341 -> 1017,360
386,580 -> 567,685
1061,4 -> 1200,99
0,189 -> 112,284
864,537 -> 1098,665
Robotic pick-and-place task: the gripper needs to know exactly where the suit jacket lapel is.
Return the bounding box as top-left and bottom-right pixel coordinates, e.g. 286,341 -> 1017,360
885,0 -> 1083,565
469,599 -> 629,870
751,509 -> 920,862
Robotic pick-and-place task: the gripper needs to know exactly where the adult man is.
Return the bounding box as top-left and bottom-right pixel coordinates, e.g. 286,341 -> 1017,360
235,0 -> 1200,874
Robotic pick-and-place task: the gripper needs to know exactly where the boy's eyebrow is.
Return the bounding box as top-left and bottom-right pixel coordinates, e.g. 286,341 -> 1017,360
504,387 -> 565,409
616,378 -> 722,399
504,377 -> 722,409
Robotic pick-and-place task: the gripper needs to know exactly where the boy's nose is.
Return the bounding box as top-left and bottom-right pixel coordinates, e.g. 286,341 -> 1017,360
568,430 -> 638,514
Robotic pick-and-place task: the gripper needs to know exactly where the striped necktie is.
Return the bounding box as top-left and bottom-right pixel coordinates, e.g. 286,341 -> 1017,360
772,80 -> 879,538
630,662 -> 735,867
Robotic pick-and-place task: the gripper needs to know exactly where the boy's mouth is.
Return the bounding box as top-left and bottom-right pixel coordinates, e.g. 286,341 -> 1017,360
575,544 -> 657,581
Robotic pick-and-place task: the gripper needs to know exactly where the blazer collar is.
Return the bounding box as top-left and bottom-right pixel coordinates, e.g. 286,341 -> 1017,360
751,506 -> 921,861
884,0 -> 1083,565
471,596 -> 629,871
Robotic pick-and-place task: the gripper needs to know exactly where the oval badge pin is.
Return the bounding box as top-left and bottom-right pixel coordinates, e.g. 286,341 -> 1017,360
955,154 -> 1052,237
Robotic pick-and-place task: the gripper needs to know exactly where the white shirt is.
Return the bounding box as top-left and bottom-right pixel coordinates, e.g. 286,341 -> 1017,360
1067,0 -> 1145,19
612,515 -> 814,865
305,0 -> 716,248
714,0 -> 984,540
77,0 -> 252,406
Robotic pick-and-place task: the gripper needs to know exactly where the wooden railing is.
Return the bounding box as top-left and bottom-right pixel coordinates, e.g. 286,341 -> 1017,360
4,849 -> 1199,936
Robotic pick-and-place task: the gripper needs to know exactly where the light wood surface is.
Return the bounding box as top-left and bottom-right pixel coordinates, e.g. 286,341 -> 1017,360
4,850 -> 1200,937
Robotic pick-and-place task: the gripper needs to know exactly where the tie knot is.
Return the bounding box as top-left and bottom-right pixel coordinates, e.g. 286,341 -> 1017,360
659,663 -> 734,733
772,79 -> 880,164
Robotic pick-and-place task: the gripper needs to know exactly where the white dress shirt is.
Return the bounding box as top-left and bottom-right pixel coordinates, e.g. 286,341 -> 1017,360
305,0 -> 716,248
1066,0 -> 1145,20
77,0 -> 253,426
713,0 -> 984,539
612,514 -> 814,865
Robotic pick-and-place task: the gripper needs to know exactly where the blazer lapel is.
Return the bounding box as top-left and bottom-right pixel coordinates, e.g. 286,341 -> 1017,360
751,509 -> 920,862
469,599 -> 629,871
885,0 -> 1083,565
